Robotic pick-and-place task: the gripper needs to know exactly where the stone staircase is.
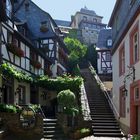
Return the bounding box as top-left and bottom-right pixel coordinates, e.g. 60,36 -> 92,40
80,68 -> 124,137
43,118 -> 66,140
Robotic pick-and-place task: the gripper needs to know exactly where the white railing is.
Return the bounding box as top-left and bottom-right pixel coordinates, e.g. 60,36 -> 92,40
88,62 -> 120,120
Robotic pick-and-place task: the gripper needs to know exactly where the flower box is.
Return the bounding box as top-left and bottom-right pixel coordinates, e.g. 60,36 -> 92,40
30,60 -> 42,69
7,43 -> 24,57
40,25 -> 48,33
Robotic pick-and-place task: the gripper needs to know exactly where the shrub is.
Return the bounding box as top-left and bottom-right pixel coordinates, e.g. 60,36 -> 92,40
132,135 -> 140,140
57,89 -> 76,108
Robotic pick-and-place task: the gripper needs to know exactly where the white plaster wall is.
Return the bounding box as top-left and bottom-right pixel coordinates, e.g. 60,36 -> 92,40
97,52 -> 102,74
51,60 -> 57,77
112,15 -> 140,129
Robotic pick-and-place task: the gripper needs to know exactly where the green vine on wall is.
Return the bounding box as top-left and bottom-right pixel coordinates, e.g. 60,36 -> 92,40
0,63 -> 83,93
0,63 -> 33,83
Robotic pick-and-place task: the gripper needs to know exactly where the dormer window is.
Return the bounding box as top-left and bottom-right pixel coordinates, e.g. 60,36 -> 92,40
40,21 -> 49,33
107,39 -> 112,47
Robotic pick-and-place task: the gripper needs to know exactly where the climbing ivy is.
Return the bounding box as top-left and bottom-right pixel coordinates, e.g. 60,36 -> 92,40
36,74 -> 83,93
0,63 -> 83,93
0,63 -> 33,83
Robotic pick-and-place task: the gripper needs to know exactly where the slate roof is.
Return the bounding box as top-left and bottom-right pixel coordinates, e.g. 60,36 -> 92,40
55,19 -> 71,27
14,0 -> 58,40
97,29 -> 112,49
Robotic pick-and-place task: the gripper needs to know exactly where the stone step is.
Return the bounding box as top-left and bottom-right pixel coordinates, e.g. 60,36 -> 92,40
92,122 -> 119,126
92,125 -> 120,129
92,119 -> 117,123
90,112 -> 114,115
92,117 -> 116,120
44,134 -> 65,139
93,132 -> 124,137
93,128 -> 121,133
43,119 -> 57,122
43,122 -> 57,126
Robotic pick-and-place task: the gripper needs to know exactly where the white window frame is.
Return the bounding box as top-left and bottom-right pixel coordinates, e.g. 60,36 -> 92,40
134,86 -> 139,101
133,32 -> 139,63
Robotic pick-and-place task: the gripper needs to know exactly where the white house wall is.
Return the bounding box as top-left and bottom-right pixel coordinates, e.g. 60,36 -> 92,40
112,15 -> 140,132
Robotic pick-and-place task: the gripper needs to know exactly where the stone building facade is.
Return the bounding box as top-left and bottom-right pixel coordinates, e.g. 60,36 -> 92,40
70,7 -> 106,46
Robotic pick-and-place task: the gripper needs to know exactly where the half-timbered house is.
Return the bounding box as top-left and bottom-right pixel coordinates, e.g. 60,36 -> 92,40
97,29 -> 112,77
0,0 -> 51,105
13,0 -> 68,78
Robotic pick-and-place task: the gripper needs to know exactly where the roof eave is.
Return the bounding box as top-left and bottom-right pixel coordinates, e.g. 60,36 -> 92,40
108,0 -> 121,27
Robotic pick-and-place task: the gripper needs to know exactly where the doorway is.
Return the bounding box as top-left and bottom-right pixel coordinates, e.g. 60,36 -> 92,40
3,85 -> 13,104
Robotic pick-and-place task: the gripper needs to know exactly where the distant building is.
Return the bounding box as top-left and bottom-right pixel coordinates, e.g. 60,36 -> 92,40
97,29 -> 112,76
70,7 -> 106,46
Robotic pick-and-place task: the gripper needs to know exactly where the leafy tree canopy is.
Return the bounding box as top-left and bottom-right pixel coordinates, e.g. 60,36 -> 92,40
64,37 -> 87,58
64,37 -> 87,73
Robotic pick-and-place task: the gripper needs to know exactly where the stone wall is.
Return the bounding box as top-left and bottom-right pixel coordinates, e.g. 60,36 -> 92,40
0,113 -> 43,139
57,113 -> 92,135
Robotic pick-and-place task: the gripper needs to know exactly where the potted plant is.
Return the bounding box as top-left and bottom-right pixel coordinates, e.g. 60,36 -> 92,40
7,42 -> 24,57
40,24 -> 48,33
30,60 -> 42,69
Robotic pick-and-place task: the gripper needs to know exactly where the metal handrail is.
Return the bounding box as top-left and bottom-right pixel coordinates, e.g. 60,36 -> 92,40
88,62 -> 120,120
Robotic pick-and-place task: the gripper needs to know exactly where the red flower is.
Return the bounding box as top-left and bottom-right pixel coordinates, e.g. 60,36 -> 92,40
30,60 -> 42,69
7,43 -> 24,57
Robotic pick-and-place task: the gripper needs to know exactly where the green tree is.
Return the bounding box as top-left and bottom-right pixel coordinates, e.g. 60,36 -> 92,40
64,37 -> 87,73
85,44 -> 97,72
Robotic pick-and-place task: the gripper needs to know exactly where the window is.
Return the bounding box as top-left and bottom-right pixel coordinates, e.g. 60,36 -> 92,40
83,16 -> 87,21
18,86 -> 26,105
93,18 -> 97,22
133,32 -> 139,62
130,23 -> 139,65
120,87 -> 126,117
119,44 -> 125,76
107,39 -> 112,47
106,51 -> 111,61
134,86 -> 139,100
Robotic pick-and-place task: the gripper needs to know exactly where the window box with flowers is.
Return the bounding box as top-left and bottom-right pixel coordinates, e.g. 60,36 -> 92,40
7,43 -> 24,57
30,60 -> 42,69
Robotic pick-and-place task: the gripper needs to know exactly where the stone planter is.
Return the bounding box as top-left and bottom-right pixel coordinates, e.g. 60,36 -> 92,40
0,112 -> 43,139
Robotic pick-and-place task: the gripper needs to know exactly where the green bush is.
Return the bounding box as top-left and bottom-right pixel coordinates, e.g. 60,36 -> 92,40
80,128 -> 90,134
64,107 -> 79,116
133,135 -> 140,140
0,104 -> 18,113
57,89 -> 76,108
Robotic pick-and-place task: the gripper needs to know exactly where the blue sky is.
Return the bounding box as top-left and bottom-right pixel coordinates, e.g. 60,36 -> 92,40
32,0 -> 116,24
